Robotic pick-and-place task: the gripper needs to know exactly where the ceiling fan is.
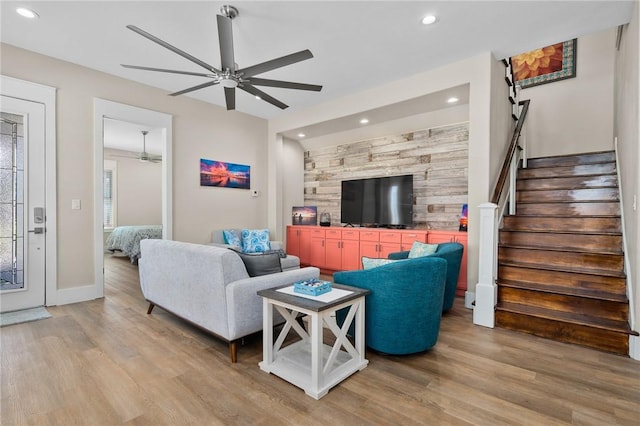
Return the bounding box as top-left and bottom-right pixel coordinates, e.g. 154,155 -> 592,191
121,4 -> 322,111
112,130 -> 162,163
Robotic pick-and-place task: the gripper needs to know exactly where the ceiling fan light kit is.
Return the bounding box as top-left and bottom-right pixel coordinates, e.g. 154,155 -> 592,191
121,4 -> 322,111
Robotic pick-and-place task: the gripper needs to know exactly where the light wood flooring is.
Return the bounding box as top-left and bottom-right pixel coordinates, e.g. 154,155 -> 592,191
1,255 -> 639,425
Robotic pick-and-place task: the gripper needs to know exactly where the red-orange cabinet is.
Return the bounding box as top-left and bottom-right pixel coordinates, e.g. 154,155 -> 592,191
428,230 -> 468,296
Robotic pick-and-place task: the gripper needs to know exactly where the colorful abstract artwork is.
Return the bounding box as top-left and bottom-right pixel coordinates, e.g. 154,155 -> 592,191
200,158 -> 250,189
511,39 -> 576,88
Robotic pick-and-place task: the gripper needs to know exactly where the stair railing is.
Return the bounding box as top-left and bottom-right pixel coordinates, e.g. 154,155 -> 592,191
474,60 -> 531,328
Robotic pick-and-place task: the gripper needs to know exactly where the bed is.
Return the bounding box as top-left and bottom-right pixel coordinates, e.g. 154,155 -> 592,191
106,225 -> 163,263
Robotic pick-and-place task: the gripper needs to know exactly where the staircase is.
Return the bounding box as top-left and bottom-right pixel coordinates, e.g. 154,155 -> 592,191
495,150 -> 638,355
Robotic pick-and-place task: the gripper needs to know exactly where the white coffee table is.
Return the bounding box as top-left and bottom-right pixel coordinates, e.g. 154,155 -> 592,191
257,283 -> 369,399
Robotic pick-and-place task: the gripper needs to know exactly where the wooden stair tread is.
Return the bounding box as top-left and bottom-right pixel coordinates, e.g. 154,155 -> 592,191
498,242 -> 623,255
498,259 -> 626,278
497,279 -> 627,302
499,228 -> 622,236
496,302 -> 637,335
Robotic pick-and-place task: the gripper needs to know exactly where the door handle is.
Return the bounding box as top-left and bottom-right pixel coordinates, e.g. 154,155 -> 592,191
28,227 -> 45,234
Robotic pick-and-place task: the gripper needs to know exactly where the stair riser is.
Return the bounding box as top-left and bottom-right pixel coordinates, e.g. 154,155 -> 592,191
516,202 -> 620,217
516,175 -> 618,191
498,287 -> 629,321
498,247 -> 624,274
526,151 -> 615,168
495,311 -> 629,355
497,265 -> 627,294
502,216 -> 621,233
499,231 -> 622,254
518,163 -> 616,179
517,188 -> 619,203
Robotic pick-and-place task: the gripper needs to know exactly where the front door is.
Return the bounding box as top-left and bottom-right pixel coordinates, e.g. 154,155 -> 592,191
0,96 -> 46,312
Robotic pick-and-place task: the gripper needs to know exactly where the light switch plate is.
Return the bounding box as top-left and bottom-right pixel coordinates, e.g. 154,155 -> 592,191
72,199 -> 81,210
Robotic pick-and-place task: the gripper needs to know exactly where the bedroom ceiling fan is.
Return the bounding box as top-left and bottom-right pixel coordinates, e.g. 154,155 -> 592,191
121,4 -> 322,111
112,130 -> 162,163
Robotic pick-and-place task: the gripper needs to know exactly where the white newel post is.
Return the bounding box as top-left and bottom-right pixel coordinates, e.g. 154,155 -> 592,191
474,203 -> 499,328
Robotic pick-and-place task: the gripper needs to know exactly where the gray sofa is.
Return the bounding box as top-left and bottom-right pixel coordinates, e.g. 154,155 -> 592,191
138,239 -> 319,362
210,228 -> 300,271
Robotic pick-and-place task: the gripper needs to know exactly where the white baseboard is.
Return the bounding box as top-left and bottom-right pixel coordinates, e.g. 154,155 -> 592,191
52,284 -> 101,306
630,335 -> 640,360
464,291 -> 475,309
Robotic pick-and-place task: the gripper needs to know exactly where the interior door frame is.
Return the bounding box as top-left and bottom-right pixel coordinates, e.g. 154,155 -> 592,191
93,99 -> 172,298
0,75 -> 57,306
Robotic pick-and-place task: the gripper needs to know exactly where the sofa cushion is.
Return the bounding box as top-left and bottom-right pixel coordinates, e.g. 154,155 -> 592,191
235,251 -> 282,277
241,229 -> 272,253
361,256 -> 403,269
408,242 -> 438,258
223,229 -> 242,248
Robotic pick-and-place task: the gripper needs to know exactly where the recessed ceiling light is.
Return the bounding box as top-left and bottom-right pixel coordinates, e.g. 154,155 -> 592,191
447,97 -> 459,103
16,7 -> 39,19
421,14 -> 437,25
360,118 -> 369,124
297,133 -> 306,138
255,96 -> 261,100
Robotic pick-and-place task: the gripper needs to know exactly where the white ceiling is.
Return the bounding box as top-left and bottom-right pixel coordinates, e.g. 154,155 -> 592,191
1,1 -> 634,151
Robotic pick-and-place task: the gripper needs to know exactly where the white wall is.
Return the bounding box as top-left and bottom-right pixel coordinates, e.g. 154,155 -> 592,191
614,2 -> 639,354
104,149 -> 162,226
282,137 -> 305,246
0,43 -> 267,290
522,28 -> 617,158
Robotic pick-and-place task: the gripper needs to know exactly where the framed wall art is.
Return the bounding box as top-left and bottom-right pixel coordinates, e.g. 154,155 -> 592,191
511,39 -> 577,88
200,158 -> 250,189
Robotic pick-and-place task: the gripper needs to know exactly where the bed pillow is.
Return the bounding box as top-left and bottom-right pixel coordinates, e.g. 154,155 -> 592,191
241,229 -> 271,253
408,242 -> 438,258
361,257 -> 402,270
234,251 -> 282,277
222,229 -> 241,248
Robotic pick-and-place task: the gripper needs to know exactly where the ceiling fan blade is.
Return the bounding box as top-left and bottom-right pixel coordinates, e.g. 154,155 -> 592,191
238,49 -> 314,78
246,77 -> 322,92
121,64 -> 213,78
217,15 -> 235,72
239,84 -> 288,109
169,80 -> 220,96
126,25 -> 220,74
224,87 -> 236,110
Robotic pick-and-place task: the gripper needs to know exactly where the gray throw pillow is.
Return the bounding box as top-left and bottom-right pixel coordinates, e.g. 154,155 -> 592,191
234,250 -> 282,277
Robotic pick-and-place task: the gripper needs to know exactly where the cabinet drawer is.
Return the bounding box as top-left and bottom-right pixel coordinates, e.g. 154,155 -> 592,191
310,229 -> 325,238
359,231 -> 379,242
325,229 -> 342,240
379,231 -> 401,243
401,232 -> 427,244
341,230 -> 360,241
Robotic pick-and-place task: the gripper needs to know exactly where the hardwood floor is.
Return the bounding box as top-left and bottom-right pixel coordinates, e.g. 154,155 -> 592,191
2,255 -> 639,425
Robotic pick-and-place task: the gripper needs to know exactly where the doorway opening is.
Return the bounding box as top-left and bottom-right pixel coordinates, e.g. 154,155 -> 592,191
93,99 -> 172,298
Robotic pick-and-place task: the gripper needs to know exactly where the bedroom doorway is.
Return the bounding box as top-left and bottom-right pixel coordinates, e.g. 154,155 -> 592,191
93,99 -> 172,298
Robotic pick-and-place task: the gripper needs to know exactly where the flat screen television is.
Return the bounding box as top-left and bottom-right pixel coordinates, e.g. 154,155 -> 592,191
341,175 -> 413,228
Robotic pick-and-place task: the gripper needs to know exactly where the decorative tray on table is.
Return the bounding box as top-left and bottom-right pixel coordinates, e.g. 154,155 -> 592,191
293,278 -> 332,296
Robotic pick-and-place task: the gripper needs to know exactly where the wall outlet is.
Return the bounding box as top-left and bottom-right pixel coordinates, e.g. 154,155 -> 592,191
252,190 -> 259,197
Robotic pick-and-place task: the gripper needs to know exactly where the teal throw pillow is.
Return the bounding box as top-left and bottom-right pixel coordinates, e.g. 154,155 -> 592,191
408,242 -> 438,258
361,257 -> 401,270
241,229 -> 271,253
222,229 -> 241,247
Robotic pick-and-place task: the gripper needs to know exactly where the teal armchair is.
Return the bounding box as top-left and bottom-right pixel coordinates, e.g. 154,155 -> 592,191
333,256 -> 447,355
388,242 -> 464,312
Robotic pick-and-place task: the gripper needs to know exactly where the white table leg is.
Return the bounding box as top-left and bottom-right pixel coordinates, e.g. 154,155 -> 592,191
308,311 -> 323,398
259,298 -> 274,371
355,298 -> 366,367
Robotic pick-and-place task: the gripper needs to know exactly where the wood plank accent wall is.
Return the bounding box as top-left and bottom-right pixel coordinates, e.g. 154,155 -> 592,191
303,122 -> 469,230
